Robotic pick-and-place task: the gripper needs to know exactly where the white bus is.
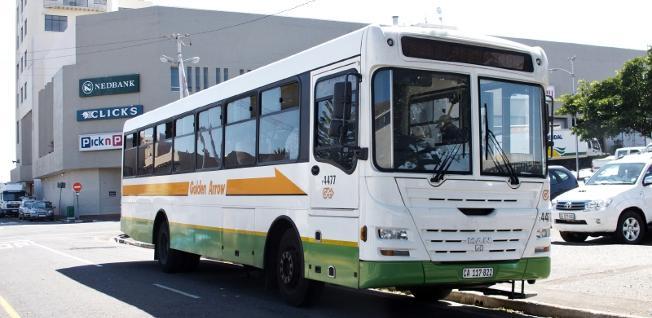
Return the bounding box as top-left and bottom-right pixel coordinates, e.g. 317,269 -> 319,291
121,25 -> 551,306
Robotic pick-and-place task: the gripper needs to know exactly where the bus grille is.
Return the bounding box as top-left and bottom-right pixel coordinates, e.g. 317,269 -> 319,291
422,228 -> 528,261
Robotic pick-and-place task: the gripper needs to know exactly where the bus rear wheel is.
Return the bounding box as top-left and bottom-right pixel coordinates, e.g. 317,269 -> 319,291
156,221 -> 200,273
276,229 -> 323,306
409,287 -> 452,302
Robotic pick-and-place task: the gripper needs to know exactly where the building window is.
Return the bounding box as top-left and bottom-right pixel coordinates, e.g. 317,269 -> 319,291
20,27 -> 23,42
170,66 -> 179,91
23,51 -> 27,69
240,69 -> 245,75
203,67 -> 208,89
154,122 -> 173,174
215,68 -> 221,84
225,95 -> 257,168
20,87 -> 23,103
24,19 -> 27,36
259,83 -> 300,162
223,68 -> 229,82
195,67 -> 200,91
123,133 -> 137,177
45,15 -> 67,32
186,66 -> 192,92
16,122 -> 19,144
173,114 -> 195,172
137,127 -> 154,175
16,64 -> 19,80
23,83 -> 27,101
196,106 -> 222,169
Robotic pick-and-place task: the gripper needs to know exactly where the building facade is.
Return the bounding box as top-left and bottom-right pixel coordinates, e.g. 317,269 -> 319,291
13,0 -> 112,189
12,5 -> 647,216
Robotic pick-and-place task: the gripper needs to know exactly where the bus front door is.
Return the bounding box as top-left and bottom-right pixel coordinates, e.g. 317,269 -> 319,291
309,67 -> 361,211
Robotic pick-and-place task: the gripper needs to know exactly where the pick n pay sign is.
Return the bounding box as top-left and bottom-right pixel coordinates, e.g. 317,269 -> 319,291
79,132 -> 123,152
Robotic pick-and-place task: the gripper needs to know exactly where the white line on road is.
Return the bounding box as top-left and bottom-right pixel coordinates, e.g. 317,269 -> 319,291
27,240 -> 102,268
153,283 -> 201,299
0,295 -> 21,318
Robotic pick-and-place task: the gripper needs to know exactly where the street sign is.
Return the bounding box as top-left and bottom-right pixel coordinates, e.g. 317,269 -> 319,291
73,182 -> 82,193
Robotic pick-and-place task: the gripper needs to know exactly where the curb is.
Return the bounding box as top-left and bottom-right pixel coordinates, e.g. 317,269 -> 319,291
113,234 -> 154,249
447,291 -> 645,318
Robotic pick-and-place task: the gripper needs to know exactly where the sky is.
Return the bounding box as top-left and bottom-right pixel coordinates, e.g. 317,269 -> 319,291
0,0 -> 650,182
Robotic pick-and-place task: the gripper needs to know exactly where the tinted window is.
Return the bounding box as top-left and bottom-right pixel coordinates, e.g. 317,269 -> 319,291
155,122 -> 173,174
556,170 -> 570,181
197,106 -> 222,169
174,115 -> 195,172
45,15 -> 67,32
259,83 -> 300,162
225,95 -> 257,168
315,73 -> 358,172
123,133 -> 137,177
137,128 -> 154,175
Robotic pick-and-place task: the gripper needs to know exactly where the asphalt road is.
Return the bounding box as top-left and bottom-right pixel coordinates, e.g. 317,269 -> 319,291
0,218 -> 534,318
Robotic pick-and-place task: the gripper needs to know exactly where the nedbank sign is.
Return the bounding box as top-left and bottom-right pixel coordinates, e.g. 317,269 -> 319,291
79,74 -> 140,97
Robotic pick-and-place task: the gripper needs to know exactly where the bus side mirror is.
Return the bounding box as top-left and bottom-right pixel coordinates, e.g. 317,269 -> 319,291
329,81 -> 352,138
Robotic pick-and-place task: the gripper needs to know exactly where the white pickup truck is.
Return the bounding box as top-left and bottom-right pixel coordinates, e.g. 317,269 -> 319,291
591,146 -> 646,171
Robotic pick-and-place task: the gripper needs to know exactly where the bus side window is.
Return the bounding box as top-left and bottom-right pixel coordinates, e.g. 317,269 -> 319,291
154,122 -> 174,174
314,73 -> 359,172
137,127 -> 154,176
123,133 -> 137,177
173,114 -> 196,173
259,82 -> 300,163
225,95 -> 257,168
196,106 -> 222,169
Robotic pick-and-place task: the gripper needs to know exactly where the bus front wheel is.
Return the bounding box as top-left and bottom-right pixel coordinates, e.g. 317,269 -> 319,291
276,229 -> 323,306
156,221 -> 200,273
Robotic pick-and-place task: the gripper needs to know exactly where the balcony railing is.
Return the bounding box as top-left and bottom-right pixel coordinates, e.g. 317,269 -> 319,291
44,0 -> 108,11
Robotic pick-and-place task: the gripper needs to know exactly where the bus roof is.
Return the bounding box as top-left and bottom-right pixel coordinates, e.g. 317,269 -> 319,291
124,24 -> 544,133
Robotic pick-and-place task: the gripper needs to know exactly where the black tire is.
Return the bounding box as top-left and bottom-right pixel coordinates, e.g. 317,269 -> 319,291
276,229 -> 323,307
616,210 -> 647,244
155,220 -> 200,273
409,287 -> 452,302
559,231 -> 588,243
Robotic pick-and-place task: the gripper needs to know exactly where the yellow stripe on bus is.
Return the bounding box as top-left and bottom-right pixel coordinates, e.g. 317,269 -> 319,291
122,182 -> 189,196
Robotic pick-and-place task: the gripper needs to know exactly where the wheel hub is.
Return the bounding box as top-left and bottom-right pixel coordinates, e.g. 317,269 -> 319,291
622,217 -> 640,241
279,250 -> 295,285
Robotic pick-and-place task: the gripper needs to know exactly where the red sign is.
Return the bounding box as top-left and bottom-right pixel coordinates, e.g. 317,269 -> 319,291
73,182 -> 82,193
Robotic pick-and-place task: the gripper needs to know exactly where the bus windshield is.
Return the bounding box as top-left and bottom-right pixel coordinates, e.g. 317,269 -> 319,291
480,79 -> 545,177
372,68 -> 471,173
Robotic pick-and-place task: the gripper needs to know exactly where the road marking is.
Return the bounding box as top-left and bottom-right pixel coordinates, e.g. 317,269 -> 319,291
0,295 -> 21,318
0,240 -> 32,250
153,284 -> 200,299
27,241 -> 102,268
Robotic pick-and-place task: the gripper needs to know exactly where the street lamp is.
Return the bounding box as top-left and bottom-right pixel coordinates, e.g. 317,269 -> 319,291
160,34 -> 200,99
549,55 -> 579,174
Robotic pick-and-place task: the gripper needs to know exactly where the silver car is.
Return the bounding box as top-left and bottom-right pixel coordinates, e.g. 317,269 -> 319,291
20,201 -> 55,221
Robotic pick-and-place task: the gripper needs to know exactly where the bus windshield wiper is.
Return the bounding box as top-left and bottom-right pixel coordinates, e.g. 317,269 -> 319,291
486,129 -> 520,186
430,137 -> 468,183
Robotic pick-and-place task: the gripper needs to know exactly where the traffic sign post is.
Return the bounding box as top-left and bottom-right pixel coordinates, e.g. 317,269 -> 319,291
72,182 -> 82,221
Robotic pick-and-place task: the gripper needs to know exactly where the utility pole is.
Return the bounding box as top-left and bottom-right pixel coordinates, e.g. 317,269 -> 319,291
161,33 -> 200,99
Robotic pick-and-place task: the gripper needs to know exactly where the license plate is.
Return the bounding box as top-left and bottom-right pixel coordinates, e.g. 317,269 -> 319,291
559,212 -> 576,220
462,267 -> 494,279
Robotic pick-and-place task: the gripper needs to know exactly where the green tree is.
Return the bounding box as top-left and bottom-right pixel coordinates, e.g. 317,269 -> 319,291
556,49 -> 652,140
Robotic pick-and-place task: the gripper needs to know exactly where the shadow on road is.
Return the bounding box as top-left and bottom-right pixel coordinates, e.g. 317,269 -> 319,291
552,235 -> 652,246
57,260 -> 527,318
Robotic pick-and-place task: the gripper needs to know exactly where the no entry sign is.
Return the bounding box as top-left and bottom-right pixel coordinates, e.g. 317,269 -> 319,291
73,182 -> 83,193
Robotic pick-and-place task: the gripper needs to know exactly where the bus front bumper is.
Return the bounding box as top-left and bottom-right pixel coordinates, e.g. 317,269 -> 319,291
358,257 -> 550,289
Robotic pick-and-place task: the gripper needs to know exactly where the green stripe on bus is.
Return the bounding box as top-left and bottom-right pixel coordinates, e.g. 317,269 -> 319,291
358,257 -> 550,289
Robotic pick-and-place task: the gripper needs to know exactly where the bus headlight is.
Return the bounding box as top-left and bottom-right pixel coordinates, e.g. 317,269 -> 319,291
377,228 -> 408,240
536,228 -> 550,238
585,199 -> 612,211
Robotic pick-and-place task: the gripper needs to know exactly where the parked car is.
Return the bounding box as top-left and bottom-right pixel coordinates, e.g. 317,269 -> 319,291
549,166 -> 579,200
19,200 -> 54,221
18,200 -> 36,220
592,146 -> 647,171
552,153 -> 652,244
